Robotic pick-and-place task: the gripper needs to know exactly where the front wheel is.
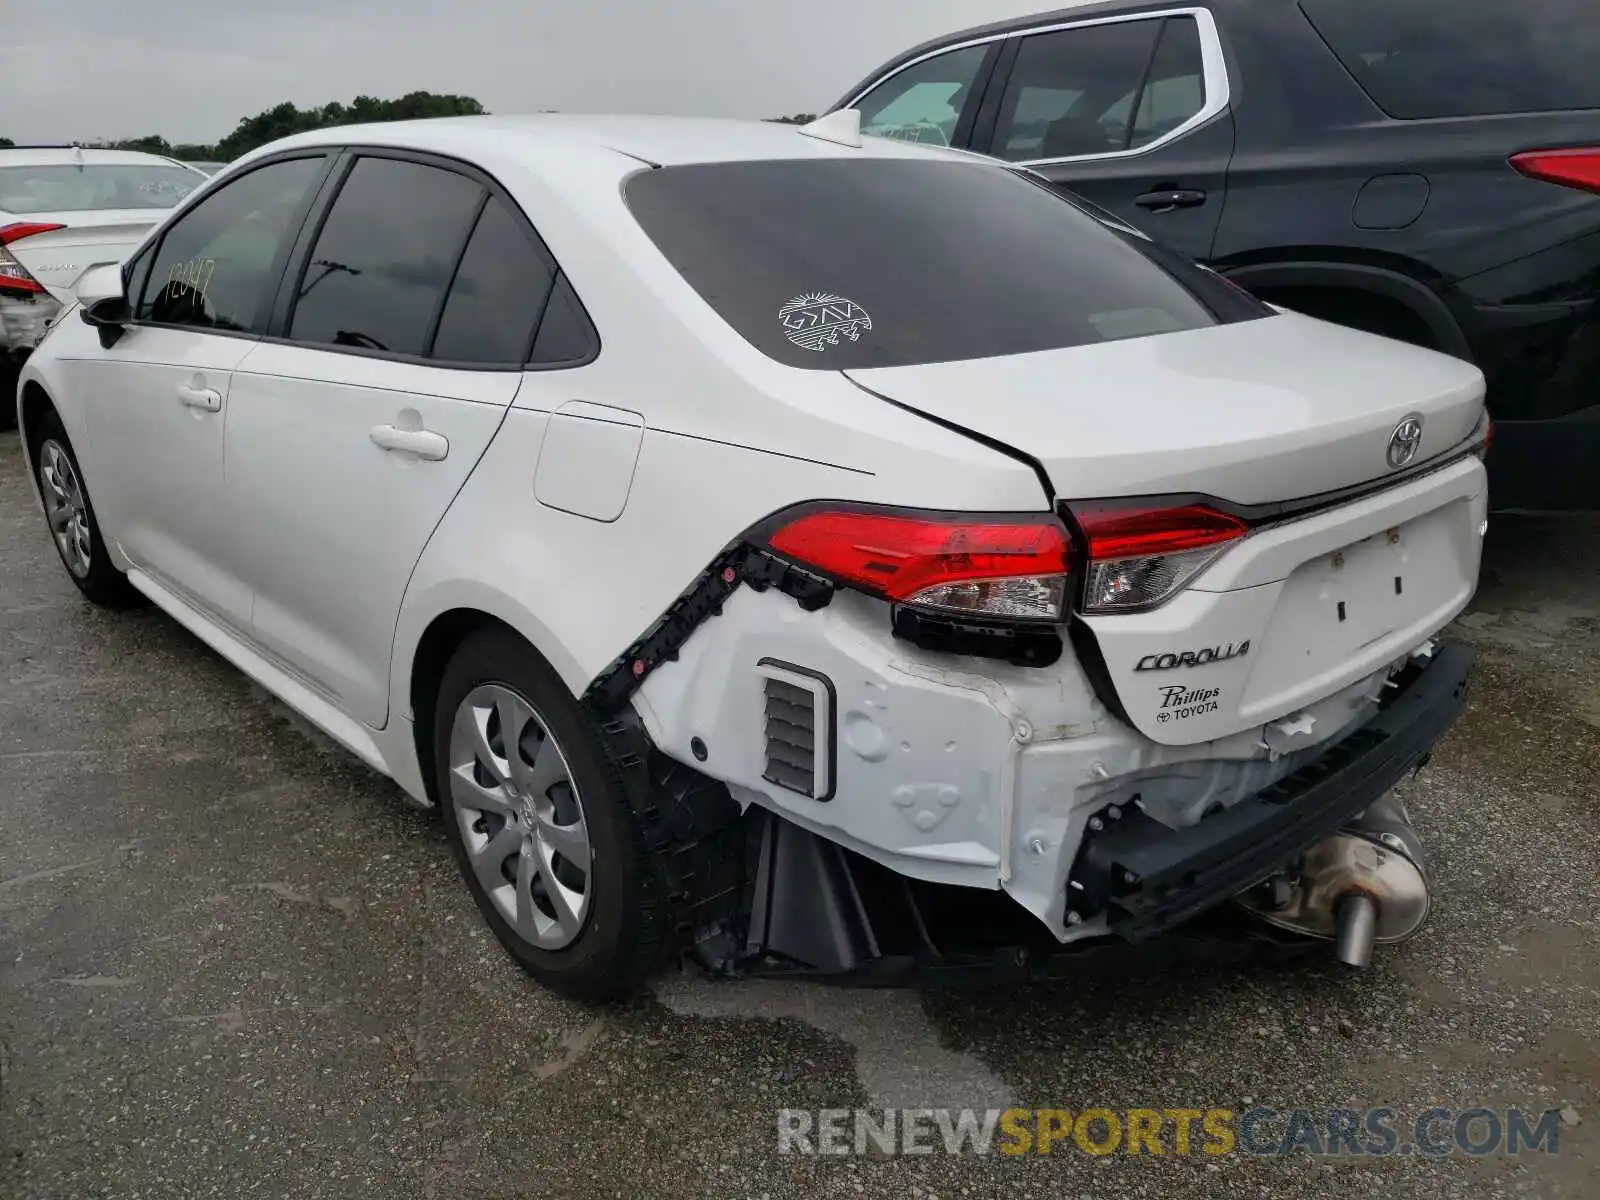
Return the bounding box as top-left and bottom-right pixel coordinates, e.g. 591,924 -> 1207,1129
431,629 -> 670,999
31,411 -> 144,607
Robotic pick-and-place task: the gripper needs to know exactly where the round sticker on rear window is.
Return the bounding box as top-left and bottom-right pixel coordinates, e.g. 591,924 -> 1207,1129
778,293 -> 873,353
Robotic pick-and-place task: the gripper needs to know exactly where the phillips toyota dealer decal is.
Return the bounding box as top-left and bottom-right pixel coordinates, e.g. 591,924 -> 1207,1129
1135,641 -> 1251,672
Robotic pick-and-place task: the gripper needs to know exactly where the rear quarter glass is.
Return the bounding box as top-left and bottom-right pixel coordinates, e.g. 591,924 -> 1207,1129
623,158 -> 1267,371
1299,0 -> 1600,118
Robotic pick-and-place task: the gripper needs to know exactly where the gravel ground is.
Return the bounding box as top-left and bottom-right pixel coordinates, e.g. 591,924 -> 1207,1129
1,426 -> 1595,1199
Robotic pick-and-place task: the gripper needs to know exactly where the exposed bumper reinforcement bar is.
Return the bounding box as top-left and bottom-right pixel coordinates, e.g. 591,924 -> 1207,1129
1067,643 -> 1474,943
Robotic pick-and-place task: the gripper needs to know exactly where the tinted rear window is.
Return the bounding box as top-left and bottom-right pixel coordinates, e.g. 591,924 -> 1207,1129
624,158 -> 1256,371
1300,0 -> 1600,119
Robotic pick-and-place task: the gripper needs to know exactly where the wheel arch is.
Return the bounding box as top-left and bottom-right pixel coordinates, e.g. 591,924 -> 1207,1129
18,379 -> 56,468
396,589 -> 591,806
1221,259 -> 1474,362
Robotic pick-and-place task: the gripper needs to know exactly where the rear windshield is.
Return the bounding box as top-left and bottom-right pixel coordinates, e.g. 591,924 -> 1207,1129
624,158 -> 1263,371
1300,0 -> 1600,119
0,164 -> 202,214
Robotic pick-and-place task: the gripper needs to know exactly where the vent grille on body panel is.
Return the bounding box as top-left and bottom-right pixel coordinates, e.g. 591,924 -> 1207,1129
756,659 -> 836,802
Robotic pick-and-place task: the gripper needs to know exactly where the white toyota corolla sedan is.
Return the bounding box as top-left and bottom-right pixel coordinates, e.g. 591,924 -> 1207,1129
14,113 -> 1490,997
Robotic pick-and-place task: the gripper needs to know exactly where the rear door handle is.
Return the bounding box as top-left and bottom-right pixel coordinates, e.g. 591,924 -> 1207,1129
176,383 -> 222,412
1134,188 -> 1208,212
370,424 -> 449,461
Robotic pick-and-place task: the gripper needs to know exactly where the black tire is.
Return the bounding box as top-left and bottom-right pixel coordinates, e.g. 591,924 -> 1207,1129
1,363 -> 18,432
431,628 -> 669,999
29,410 -> 145,608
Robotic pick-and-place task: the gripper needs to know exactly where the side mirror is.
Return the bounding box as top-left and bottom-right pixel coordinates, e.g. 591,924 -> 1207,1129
79,294 -> 130,349
74,262 -> 130,348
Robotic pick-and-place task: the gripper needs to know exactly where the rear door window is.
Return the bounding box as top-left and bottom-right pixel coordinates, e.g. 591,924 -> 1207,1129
625,157 -> 1263,372
1300,0 -> 1600,118
991,18 -> 1165,161
286,156 -> 485,357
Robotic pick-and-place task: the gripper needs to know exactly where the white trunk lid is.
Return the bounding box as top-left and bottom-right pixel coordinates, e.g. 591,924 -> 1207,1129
843,312 -> 1484,506
845,313 -> 1489,746
6,210 -> 160,303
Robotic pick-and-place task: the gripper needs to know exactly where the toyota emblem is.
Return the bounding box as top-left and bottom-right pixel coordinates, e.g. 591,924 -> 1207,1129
1386,414 -> 1425,470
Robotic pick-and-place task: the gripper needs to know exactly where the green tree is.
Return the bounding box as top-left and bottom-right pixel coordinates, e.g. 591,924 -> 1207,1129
213,92 -> 487,161
0,136 -> 13,148
113,135 -> 174,155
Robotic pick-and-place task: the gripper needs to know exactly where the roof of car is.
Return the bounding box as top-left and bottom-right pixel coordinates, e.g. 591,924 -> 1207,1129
251,113 -> 987,169
0,146 -> 199,170
832,0 -> 1203,107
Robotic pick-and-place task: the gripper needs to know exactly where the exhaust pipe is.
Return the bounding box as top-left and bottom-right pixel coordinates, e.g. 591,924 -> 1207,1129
1333,893 -> 1378,967
1237,793 -> 1430,967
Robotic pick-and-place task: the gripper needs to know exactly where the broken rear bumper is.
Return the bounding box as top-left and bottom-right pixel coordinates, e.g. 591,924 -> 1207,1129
1,291 -> 62,358
694,644 -> 1471,985
1067,643 -> 1472,941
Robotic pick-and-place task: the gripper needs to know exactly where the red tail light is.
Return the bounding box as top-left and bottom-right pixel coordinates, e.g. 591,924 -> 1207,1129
765,508 -> 1072,622
1510,148 -> 1600,196
1074,503 -> 1248,614
0,221 -> 64,296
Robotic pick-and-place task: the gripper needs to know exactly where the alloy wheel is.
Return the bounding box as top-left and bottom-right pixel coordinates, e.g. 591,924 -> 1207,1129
448,683 -> 594,950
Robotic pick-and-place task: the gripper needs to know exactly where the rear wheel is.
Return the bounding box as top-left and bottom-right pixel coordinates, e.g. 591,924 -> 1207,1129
432,629 -> 669,999
30,411 -> 144,607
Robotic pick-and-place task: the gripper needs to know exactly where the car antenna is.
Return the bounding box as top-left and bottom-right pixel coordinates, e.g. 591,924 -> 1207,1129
798,109 -> 862,149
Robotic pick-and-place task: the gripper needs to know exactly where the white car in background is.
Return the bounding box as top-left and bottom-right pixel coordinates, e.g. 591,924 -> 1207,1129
15,114 -> 1489,998
1,146 -> 207,387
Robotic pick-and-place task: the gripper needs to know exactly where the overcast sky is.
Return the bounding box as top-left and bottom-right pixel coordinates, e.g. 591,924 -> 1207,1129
0,0 -> 1063,145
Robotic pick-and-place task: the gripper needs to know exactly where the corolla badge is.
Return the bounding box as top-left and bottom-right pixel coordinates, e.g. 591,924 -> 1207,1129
779,292 -> 872,352
1386,413 -> 1425,470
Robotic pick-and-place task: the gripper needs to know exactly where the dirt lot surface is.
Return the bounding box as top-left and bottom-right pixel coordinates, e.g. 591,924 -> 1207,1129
2,426 -> 1595,1198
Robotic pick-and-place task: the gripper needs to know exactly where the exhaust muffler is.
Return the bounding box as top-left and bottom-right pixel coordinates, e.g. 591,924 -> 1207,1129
1237,793 -> 1430,967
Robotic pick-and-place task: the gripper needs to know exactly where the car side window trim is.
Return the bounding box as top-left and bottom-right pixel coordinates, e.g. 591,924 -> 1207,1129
262,144 -> 599,374
126,150 -> 335,341
847,7 -> 1230,167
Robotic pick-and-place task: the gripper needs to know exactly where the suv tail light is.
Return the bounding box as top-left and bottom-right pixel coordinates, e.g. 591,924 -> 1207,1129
763,507 -> 1073,622
1510,148 -> 1600,196
0,222 -> 64,296
1072,503 -> 1248,614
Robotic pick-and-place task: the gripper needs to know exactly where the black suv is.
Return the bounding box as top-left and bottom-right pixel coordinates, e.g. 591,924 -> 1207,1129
835,0 -> 1600,510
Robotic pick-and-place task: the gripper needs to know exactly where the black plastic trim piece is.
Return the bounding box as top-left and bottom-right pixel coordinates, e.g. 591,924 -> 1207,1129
1067,643 -> 1474,942
758,658 -> 839,803
892,607 -> 1063,667
582,543 -> 839,715
583,704 -> 747,955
